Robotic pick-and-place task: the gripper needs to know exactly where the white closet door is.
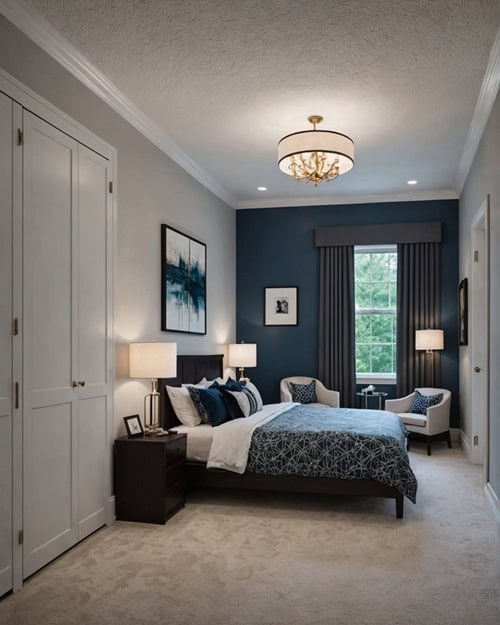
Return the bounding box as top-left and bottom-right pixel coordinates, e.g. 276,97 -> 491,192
23,111 -> 78,578
76,144 -> 111,540
0,92 -> 13,595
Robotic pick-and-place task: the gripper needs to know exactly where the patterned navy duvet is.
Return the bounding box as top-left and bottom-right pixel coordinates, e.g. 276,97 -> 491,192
245,405 -> 417,502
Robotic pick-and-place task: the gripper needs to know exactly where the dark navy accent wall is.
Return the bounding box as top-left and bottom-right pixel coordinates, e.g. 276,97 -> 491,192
236,200 -> 460,427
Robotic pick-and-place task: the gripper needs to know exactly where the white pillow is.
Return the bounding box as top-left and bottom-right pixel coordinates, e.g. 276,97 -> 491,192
166,385 -> 201,427
244,381 -> 263,411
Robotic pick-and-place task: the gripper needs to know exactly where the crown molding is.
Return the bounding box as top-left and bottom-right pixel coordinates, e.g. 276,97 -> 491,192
455,26 -> 500,192
0,0 -> 236,208
236,188 -> 459,210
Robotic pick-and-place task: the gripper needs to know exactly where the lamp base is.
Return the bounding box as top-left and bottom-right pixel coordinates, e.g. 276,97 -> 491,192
143,378 -> 161,433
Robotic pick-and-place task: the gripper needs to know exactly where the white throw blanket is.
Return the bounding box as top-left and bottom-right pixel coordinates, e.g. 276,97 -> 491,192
207,402 -> 297,473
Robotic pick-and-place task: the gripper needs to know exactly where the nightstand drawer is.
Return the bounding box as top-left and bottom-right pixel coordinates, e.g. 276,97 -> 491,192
165,479 -> 186,518
165,440 -> 186,467
165,460 -> 184,486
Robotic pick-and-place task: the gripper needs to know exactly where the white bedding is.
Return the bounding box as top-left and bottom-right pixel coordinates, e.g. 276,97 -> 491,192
207,402 -> 297,474
169,424 -> 214,462
170,402 -> 297,469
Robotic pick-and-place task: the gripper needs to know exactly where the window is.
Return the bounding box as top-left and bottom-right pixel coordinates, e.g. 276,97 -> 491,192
355,245 -> 397,381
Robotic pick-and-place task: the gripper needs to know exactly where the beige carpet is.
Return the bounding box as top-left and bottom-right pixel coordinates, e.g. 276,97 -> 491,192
1,445 -> 499,625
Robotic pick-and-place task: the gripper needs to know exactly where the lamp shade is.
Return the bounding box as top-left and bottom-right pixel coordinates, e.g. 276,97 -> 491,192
228,343 -> 257,368
129,342 -> 177,379
415,330 -> 444,351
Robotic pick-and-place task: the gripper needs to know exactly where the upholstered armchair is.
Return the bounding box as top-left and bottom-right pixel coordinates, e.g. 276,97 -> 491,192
280,377 -> 340,408
385,387 -> 451,456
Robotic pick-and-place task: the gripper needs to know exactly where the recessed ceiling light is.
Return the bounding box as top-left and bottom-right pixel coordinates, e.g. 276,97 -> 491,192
257,186 -> 267,191
407,180 -> 418,185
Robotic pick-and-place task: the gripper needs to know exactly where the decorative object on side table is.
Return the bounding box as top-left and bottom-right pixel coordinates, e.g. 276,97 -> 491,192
356,392 -> 388,410
415,329 -> 444,387
129,342 -> 177,434
361,384 -> 375,395
123,414 -> 144,438
264,286 -> 298,326
114,433 -> 187,524
228,341 -> 257,381
161,224 -> 206,334
458,278 -> 468,346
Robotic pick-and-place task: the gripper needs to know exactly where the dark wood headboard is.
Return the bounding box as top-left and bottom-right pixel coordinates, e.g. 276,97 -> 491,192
159,354 -> 224,430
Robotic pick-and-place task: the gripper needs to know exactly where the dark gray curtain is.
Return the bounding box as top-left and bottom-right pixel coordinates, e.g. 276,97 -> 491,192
318,246 -> 356,407
397,242 -> 440,396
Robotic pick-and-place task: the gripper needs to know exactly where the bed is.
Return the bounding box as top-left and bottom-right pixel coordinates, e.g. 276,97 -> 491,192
159,354 -> 417,518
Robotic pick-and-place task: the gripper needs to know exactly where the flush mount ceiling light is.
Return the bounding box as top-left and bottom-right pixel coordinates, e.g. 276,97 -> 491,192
278,115 -> 355,186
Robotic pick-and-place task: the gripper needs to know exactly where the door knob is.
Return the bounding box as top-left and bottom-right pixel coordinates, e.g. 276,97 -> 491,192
474,366 -> 482,373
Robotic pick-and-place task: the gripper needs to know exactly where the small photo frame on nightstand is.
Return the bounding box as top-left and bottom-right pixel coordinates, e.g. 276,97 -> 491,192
124,414 -> 144,438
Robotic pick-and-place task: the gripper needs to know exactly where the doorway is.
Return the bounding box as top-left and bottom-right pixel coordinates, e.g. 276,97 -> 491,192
469,196 -> 490,476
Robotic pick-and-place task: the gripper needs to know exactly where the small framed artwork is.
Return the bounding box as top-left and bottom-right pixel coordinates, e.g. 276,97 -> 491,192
161,224 -> 207,334
458,278 -> 468,346
264,286 -> 298,326
124,414 -> 144,438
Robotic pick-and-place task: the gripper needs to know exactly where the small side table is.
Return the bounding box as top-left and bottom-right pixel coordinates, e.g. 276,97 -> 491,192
114,433 -> 187,524
356,392 -> 388,410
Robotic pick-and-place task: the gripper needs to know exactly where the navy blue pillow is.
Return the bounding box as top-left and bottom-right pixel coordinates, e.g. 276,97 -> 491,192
210,377 -> 243,392
198,387 -> 230,426
410,390 -> 443,415
220,389 -> 245,420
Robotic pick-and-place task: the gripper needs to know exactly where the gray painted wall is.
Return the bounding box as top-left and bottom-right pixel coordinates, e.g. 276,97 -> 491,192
0,16 -> 236,435
459,91 -> 499,501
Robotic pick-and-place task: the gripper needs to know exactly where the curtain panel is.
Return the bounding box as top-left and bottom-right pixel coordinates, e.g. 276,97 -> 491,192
318,246 -> 356,407
397,242 -> 441,396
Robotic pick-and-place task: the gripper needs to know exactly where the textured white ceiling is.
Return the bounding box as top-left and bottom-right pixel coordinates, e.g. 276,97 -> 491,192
26,0 -> 500,206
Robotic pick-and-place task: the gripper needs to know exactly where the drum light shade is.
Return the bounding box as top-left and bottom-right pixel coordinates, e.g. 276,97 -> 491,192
129,342 -> 177,378
415,329 -> 444,351
228,343 -> 257,367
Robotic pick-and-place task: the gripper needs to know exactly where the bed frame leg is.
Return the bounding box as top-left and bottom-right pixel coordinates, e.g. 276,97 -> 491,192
395,495 -> 404,519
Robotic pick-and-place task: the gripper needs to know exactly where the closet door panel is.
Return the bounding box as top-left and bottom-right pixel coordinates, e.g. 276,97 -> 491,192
77,145 -> 110,539
78,397 -> 106,537
77,145 -> 109,388
23,404 -> 74,576
23,111 -> 78,578
0,92 -> 13,595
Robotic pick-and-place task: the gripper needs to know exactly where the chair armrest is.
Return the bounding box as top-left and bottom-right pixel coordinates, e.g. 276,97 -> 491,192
280,383 -> 293,402
316,387 -> 340,407
385,393 -> 415,414
426,398 -> 450,435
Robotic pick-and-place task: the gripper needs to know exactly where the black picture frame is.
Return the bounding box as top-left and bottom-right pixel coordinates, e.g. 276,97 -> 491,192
264,286 -> 299,326
124,414 -> 144,438
459,278 -> 468,346
161,225 -> 207,335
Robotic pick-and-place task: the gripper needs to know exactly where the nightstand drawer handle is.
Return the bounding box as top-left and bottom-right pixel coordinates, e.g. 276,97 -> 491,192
78,380 -> 86,387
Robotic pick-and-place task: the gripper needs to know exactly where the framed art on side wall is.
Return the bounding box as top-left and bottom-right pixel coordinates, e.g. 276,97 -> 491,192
264,286 -> 298,326
161,225 -> 207,334
458,278 -> 468,346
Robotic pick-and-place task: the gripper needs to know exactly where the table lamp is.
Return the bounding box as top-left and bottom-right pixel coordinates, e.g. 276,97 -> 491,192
415,329 -> 444,386
228,342 -> 257,381
129,342 -> 177,433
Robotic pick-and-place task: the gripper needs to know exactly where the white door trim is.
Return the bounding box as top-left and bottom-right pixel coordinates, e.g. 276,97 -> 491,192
469,196 -> 490,476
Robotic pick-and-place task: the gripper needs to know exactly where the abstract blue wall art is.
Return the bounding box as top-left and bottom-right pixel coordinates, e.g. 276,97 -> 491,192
161,225 -> 206,334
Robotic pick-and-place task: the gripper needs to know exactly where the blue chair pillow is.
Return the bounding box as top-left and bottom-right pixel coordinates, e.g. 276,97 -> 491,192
410,390 -> 443,415
289,380 -> 317,404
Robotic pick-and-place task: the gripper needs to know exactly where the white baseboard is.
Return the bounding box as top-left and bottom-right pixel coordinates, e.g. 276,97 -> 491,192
484,482 -> 500,526
459,430 -> 472,460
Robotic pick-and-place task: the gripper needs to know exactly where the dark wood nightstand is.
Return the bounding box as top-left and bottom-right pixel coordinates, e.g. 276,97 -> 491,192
114,433 -> 187,524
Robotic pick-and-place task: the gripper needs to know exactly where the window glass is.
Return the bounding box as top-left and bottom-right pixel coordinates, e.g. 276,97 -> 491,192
355,247 -> 397,376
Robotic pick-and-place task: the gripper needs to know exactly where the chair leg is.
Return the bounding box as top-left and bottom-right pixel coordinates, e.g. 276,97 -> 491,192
447,430 -> 452,449
406,436 -> 410,451
427,436 -> 432,456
